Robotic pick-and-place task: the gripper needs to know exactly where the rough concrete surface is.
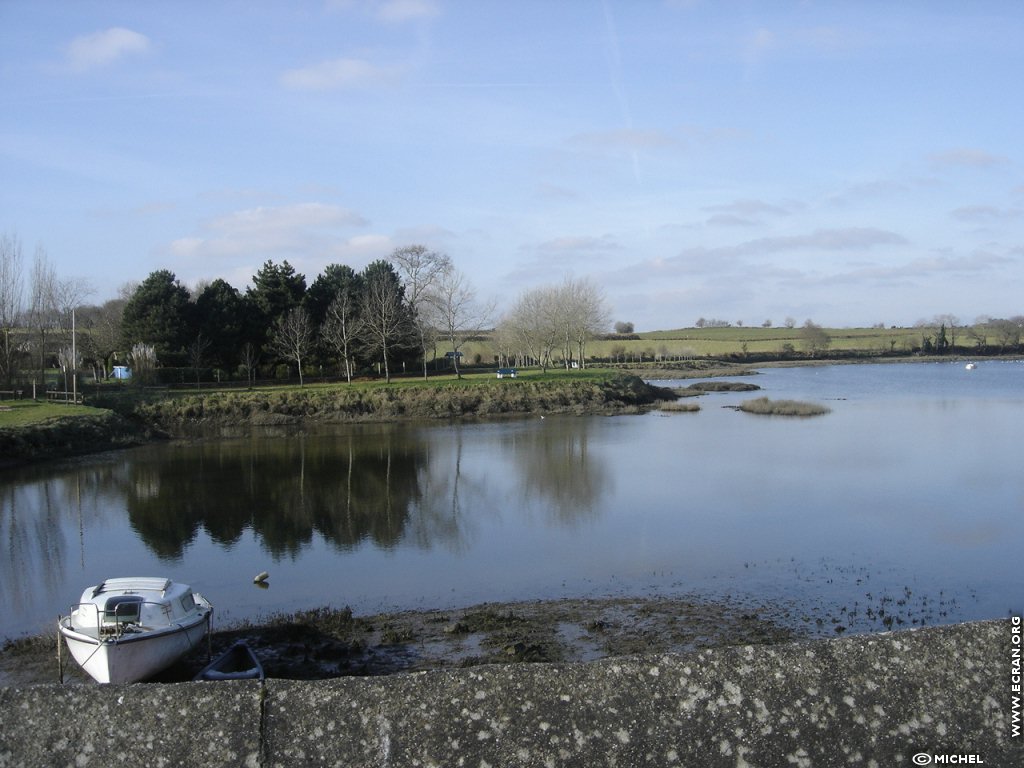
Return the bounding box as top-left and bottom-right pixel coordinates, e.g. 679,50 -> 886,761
2,619 -> 1020,767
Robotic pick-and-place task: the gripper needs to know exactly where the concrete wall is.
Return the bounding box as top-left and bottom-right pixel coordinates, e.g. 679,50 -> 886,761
1,619 -> 1020,767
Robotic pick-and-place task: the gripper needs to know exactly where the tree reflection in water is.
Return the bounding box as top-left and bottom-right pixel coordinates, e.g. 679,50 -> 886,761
124,427 -> 428,559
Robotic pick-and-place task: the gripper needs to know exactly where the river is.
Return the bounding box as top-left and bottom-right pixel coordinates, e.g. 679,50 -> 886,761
2,360 -> 1021,639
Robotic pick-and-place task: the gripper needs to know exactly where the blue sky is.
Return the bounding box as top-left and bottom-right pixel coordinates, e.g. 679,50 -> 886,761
2,1 -> 1022,331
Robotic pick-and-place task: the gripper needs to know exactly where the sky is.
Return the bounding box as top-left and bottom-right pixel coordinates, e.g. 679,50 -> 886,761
2,1 -> 1022,331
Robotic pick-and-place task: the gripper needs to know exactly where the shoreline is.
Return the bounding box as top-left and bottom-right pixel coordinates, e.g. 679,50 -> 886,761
3,595 -> 805,687
4,590 -> 994,688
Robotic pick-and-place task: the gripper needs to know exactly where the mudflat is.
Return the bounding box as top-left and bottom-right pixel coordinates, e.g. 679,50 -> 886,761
2,596 -> 799,686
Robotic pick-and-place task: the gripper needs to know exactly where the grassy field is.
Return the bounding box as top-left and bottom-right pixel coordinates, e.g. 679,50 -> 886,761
457,325 -> 936,363
0,400 -> 106,427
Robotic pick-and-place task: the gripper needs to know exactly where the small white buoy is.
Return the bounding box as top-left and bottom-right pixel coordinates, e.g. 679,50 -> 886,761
253,571 -> 269,584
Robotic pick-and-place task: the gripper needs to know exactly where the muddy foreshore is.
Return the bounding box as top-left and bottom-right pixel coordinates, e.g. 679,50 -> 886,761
2,596 -> 801,687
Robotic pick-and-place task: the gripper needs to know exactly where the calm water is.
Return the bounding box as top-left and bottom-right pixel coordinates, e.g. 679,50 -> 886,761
2,361 -> 1021,639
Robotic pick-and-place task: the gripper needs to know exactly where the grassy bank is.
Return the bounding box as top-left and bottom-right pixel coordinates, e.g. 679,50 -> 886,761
1,372 -> 674,464
127,370 -> 674,429
0,402 -> 154,466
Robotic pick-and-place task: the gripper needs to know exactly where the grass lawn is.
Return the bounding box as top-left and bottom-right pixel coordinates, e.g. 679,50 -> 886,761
0,400 -> 106,427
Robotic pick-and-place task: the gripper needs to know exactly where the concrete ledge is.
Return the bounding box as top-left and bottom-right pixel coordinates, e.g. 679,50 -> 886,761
2,620 -> 1020,767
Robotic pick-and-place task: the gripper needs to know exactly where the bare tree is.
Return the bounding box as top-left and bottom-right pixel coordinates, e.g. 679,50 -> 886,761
428,264 -> 494,379
322,291 -> 362,383
500,286 -> 560,372
361,262 -> 410,383
0,233 -> 25,386
240,342 -> 260,388
25,247 -> 92,385
269,307 -> 315,386
563,277 -> 610,369
391,245 -> 451,378
187,333 -> 212,387
800,319 -> 832,357
27,247 -> 57,383
78,297 -> 126,380
935,313 -> 960,351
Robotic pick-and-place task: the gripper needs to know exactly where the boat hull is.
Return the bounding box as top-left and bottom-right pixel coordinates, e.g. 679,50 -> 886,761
194,641 -> 264,681
60,595 -> 211,684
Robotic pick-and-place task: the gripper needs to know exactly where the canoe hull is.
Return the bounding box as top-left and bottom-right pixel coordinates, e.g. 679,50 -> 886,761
194,641 -> 264,682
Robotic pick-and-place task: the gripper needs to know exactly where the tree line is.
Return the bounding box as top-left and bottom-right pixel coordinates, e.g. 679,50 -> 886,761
114,246 -> 496,385
0,233 -> 612,388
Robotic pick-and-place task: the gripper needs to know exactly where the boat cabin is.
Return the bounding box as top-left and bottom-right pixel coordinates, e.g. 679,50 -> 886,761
70,577 -> 203,637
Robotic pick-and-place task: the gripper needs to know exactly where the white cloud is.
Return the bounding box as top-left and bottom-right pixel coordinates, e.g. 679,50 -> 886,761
929,148 -> 1008,169
377,0 -> 439,22
804,249 -> 1011,286
210,203 -> 366,233
702,199 -> 791,227
170,203 -> 368,262
66,27 -> 151,72
280,58 -> 398,90
950,205 -> 1023,222
703,199 -> 791,218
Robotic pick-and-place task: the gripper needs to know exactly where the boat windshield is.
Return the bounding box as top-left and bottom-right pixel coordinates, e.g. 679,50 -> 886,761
103,595 -> 143,625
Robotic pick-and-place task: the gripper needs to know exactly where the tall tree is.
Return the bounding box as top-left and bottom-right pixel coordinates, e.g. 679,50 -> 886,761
561,277 -> 610,369
428,264 -> 493,379
25,248 -> 92,383
269,307 -> 315,386
391,245 -> 451,379
194,278 -> 246,371
360,260 -> 411,383
320,269 -> 364,382
501,286 -> 560,371
247,260 -> 306,344
121,269 -> 194,362
304,264 -> 358,326
77,296 -> 126,380
0,233 -> 25,385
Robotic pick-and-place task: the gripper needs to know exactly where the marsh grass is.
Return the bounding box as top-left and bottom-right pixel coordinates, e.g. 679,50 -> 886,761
737,397 -> 831,417
659,402 -> 701,413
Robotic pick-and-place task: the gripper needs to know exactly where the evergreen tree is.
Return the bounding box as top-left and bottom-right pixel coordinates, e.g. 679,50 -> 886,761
246,260 -> 306,345
194,278 -> 247,370
121,269 -> 193,363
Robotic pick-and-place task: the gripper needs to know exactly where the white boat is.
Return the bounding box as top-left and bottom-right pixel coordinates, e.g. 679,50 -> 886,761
965,363 -> 976,370
58,577 -> 213,684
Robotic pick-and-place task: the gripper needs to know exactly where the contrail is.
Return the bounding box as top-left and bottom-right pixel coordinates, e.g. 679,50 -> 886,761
602,0 -> 641,184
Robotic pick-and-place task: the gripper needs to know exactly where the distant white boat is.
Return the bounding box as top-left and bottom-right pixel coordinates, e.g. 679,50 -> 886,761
965,363 -> 976,370
59,577 -> 212,684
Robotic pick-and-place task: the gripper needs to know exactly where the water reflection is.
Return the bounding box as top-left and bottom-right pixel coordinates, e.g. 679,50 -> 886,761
506,421 -> 609,525
3,362 -> 1021,639
120,429 -> 430,559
